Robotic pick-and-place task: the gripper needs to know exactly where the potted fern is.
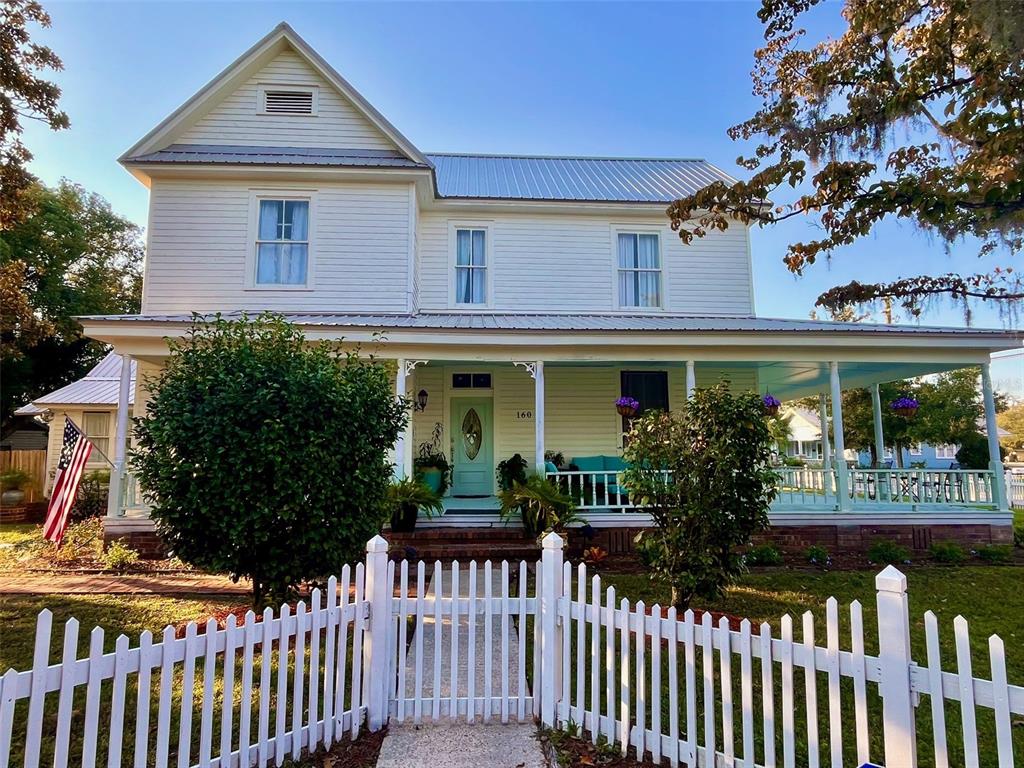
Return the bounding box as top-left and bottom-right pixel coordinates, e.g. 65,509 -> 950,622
387,477 -> 444,533
414,422 -> 451,495
498,473 -> 579,540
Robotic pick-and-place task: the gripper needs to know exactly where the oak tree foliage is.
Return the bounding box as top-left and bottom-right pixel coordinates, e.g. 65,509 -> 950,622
668,0 -> 1024,318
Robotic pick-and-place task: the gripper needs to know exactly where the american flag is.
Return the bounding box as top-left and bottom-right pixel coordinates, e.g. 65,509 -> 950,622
43,418 -> 93,545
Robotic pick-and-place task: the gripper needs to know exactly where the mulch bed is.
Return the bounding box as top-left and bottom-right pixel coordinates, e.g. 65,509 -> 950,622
299,727 -> 387,768
540,729 -> 662,767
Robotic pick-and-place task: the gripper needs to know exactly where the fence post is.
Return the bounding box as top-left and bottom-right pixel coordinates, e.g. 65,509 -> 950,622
540,532 -> 564,727
362,535 -> 390,731
875,565 -> 917,767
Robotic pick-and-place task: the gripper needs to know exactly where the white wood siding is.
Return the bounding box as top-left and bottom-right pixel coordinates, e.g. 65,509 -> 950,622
177,50 -> 397,151
142,179 -> 413,314
417,211 -> 754,315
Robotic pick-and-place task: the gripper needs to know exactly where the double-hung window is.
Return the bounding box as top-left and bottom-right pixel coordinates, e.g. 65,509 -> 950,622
617,232 -> 662,308
83,411 -> 110,459
255,198 -> 310,286
454,228 -> 487,305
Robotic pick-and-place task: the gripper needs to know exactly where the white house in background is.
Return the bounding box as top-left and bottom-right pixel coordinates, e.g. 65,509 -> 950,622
15,353 -> 136,495
80,23 -> 1020,550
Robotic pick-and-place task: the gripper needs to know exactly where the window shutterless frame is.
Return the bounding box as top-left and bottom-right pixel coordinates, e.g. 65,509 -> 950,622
611,227 -> 665,310
245,190 -> 317,290
448,221 -> 493,308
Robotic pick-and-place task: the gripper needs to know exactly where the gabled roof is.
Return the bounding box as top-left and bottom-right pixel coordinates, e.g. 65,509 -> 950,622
426,154 -> 737,203
119,22 -> 428,167
126,144 -> 430,169
15,353 -> 136,412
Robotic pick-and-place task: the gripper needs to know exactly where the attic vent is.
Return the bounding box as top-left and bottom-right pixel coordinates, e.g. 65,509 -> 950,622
260,87 -> 316,115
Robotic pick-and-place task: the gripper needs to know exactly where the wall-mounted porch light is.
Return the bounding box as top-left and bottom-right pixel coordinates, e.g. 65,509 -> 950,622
414,389 -> 429,412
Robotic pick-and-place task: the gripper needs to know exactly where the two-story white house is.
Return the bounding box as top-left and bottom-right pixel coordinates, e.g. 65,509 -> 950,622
83,23 -> 1019,554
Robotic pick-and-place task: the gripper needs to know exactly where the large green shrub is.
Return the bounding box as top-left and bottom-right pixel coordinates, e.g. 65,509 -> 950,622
132,314 -> 407,607
623,383 -> 778,610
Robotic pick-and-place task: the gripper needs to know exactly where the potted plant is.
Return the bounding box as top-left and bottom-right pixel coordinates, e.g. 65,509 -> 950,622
615,396 -> 640,417
890,396 -> 919,418
413,422 -> 451,495
0,470 -> 32,507
496,453 -> 529,491
387,477 -> 443,533
498,473 -> 580,540
762,393 -> 781,416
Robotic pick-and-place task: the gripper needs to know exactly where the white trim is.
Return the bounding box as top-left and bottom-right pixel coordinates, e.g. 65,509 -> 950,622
256,82 -> 319,116
610,226 -> 666,311
245,188 -> 318,291
447,221 -> 494,309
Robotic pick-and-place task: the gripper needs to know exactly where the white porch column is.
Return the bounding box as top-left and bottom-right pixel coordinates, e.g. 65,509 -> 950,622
534,361 -> 546,473
829,362 -> 851,511
685,360 -> 696,400
981,362 -> 1007,510
106,354 -> 133,518
871,384 -> 886,466
818,393 -> 833,496
394,359 -> 409,479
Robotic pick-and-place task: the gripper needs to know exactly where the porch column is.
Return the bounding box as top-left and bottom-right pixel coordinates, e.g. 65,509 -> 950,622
871,384 -> 886,466
106,354 -> 133,518
685,360 -> 696,400
394,359 -> 409,478
981,362 -> 1007,510
829,362 -> 851,511
534,361 -> 546,473
818,393 -> 833,495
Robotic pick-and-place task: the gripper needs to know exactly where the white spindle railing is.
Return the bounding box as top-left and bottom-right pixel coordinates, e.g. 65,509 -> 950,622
847,468 -> 996,506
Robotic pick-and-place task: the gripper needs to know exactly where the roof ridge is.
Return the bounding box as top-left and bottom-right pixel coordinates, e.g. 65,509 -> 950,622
425,152 -> 708,163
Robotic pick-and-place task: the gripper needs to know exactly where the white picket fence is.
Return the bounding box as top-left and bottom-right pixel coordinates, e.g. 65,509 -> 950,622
1007,470 -> 1024,508
3,534 -> 1023,768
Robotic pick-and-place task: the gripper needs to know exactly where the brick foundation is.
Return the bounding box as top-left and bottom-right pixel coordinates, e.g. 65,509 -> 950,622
0,502 -> 47,524
102,518 -> 168,559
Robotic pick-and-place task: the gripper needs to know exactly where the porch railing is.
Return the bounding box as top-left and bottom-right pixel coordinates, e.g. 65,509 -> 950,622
119,471 -> 150,516
548,466 -> 999,511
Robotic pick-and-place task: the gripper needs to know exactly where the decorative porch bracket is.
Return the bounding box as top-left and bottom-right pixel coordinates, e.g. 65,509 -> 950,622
512,361 -> 537,378
403,360 -> 429,376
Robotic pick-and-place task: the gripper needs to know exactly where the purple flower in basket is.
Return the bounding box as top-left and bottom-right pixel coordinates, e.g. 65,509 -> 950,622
762,394 -> 781,409
615,396 -> 640,410
890,397 -> 919,411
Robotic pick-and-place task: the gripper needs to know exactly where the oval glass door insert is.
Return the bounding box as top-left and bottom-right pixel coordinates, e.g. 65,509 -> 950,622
462,408 -> 482,460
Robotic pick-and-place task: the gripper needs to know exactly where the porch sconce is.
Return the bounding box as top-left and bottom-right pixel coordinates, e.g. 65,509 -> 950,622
414,389 -> 429,412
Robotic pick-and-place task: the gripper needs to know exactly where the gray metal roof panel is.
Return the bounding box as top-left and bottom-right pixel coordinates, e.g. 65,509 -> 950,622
76,311 -> 1021,338
425,153 -> 737,202
126,144 -> 430,169
26,353 -> 136,407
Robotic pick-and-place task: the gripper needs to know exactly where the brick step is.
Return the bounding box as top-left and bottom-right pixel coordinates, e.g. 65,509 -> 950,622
389,541 -> 540,562
385,527 -> 528,543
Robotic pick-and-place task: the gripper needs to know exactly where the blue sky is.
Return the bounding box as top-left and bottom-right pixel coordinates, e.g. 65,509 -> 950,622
25,1 -> 1023,393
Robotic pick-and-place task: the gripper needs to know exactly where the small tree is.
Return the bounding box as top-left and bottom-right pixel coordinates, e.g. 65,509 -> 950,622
623,384 -> 778,610
132,314 -> 407,607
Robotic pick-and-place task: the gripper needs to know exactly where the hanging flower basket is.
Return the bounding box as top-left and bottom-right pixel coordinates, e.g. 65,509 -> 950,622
615,396 -> 639,417
890,397 -> 919,419
762,394 -> 781,416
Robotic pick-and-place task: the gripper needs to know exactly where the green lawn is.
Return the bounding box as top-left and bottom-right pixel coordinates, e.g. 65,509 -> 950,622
586,563 -> 1024,768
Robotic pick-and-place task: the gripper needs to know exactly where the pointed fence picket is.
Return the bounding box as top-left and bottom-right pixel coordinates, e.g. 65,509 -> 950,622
3,532 -> 1023,768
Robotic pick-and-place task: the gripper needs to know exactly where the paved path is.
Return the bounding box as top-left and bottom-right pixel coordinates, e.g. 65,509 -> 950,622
376,564 -> 546,768
0,572 -> 250,595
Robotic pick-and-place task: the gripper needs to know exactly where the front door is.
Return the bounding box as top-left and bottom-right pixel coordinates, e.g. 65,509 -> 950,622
450,398 -> 493,497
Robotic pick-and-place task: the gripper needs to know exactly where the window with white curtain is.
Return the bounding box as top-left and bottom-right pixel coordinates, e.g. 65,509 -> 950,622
82,411 -> 110,458
935,443 -> 958,459
255,199 -> 310,286
454,228 -> 487,305
617,232 -> 662,308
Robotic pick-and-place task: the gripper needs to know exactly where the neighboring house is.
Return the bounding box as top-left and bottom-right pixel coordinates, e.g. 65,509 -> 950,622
79,23 -> 1020,550
0,416 -> 48,452
852,421 -> 1012,469
782,408 -> 824,462
15,353 -> 136,494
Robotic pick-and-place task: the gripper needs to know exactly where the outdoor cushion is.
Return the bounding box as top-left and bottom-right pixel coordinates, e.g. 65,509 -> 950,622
571,456 -> 606,473
545,461 -> 559,474
569,455 -> 631,497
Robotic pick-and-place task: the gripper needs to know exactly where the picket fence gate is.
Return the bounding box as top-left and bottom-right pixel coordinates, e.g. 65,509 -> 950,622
2,533 -> 1023,768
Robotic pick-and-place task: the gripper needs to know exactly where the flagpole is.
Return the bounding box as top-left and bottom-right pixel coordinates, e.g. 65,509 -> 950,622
63,415 -> 116,469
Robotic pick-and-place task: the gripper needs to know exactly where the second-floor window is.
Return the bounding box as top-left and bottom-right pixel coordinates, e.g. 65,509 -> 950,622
455,228 -> 487,305
617,232 -> 662,308
256,199 -> 309,286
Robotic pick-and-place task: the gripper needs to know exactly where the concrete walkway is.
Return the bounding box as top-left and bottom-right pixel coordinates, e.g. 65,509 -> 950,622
376,564 -> 546,768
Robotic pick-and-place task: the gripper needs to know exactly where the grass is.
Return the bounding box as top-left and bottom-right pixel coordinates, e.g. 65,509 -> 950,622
0,522 -> 43,572
583,564 -> 1024,768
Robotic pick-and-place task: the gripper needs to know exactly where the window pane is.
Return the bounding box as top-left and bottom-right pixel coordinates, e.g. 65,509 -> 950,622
83,412 -> 109,438
638,271 -> 661,307
456,267 -> 472,302
618,270 -> 635,307
637,234 -> 660,268
472,373 -> 492,389
284,201 -> 308,241
456,230 -> 472,266
470,267 -> 486,303
617,233 -> 637,269
472,230 -> 486,265
258,200 -> 282,240
452,373 -> 471,388
257,243 -> 307,285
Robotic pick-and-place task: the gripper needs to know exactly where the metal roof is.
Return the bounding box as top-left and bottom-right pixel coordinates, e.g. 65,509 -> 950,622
425,153 -> 737,202
126,144 -> 430,169
76,311 -> 1021,339
15,353 -> 136,412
